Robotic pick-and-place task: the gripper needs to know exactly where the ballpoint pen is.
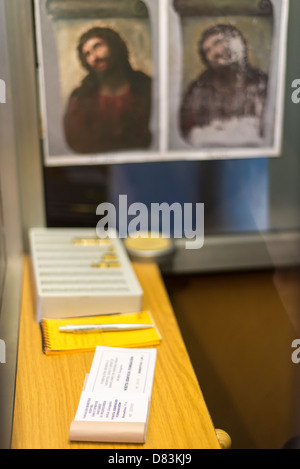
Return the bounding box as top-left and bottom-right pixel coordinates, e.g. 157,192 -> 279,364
59,323 -> 154,333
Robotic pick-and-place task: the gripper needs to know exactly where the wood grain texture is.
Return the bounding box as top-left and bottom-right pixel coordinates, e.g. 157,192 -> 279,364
11,257 -> 220,449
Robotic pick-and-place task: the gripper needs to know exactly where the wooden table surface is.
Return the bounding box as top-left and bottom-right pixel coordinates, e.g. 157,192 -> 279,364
11,257 -> 220,449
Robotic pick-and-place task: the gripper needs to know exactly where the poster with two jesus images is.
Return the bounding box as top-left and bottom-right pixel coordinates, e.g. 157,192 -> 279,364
35,0 -> 289,166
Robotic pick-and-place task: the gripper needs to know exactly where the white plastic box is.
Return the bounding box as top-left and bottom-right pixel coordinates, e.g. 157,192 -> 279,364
29,228 -> 143,321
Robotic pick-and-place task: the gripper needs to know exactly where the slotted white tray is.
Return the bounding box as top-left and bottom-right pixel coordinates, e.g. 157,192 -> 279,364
29,228 -> 143,321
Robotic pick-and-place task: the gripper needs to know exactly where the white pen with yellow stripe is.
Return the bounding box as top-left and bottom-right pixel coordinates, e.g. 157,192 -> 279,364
59,323 -> 154,333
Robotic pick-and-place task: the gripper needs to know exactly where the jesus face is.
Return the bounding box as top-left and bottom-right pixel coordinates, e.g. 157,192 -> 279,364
202,32 -> 246,69
81,37 -> 111,73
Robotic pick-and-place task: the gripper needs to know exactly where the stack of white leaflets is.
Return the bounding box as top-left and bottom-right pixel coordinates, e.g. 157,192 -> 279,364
69,346 -> 157,443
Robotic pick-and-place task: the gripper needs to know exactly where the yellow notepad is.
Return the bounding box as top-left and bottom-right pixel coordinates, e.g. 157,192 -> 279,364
40,311 -> 161,355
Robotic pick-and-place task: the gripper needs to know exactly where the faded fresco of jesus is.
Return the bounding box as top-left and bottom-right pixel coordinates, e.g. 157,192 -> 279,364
179,24 -> 268,147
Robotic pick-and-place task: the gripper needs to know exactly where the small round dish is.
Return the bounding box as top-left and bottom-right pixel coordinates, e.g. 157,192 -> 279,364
124,232 -> 175,263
